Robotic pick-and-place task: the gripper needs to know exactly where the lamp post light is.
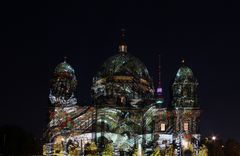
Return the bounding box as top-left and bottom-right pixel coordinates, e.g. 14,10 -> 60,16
211,136 -> 216,156
211,136 -> 216,142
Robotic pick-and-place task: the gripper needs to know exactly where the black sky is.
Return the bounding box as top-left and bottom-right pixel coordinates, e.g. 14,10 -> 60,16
2,0 -> 240,141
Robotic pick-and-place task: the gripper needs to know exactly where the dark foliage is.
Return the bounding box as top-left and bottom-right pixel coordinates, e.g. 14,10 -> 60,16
0,125 -> 41,155
202,138 -> 240,156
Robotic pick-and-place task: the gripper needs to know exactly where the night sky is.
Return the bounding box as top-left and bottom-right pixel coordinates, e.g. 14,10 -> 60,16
2,0 -> 240,141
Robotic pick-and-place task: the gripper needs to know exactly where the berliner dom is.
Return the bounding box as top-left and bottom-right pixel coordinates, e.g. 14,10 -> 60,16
43,30 -> 202,156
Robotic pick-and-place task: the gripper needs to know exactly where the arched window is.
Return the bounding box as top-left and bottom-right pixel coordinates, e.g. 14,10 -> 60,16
161,123 -> 166,131
184,122 -> 189,131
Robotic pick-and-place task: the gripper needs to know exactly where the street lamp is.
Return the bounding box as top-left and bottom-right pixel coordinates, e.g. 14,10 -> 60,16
211,136 -> 216,142
211,136 -> 217,156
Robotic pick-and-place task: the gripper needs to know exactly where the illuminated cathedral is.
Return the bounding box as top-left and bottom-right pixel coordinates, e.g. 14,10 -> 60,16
43,30 -> 201,156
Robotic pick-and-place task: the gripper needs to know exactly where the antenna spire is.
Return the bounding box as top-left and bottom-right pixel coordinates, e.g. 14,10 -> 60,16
156,54 -> 164,104
158,54 -> 161,86
181,58 -> 185,65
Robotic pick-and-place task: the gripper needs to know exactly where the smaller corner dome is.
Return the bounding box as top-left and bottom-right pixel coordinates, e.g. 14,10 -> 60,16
54,61 -> 75,75
175,65 -> 195,81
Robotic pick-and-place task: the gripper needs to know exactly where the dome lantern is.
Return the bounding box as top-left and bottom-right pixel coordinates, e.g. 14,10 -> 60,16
118,29 -> 127,53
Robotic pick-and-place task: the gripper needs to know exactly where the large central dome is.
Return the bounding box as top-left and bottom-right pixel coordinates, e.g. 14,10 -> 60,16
97,53 -> 151,81
92,30 -> 154,106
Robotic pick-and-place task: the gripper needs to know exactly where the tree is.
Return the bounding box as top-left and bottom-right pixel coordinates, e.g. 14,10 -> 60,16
199,145 -> 208,156
84,142 -> 97,156
224,139 -> 240,156
203,138 -> 224,156
132,145 -> 144,156
0,125 -> 40,155
151,146 -> 161,156
102,143 -> 113,156
165,145 -> 174,156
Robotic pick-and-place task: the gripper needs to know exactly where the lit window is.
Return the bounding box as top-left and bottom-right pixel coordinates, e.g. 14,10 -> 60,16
121,45 -> 125,52
160,123 -> 165,131
183,90 -> 187,96
184,122 -> 189,131
120,96 -> 125,103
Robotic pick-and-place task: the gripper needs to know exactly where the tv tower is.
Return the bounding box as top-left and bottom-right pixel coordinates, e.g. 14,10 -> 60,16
156,54 -> 164,105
